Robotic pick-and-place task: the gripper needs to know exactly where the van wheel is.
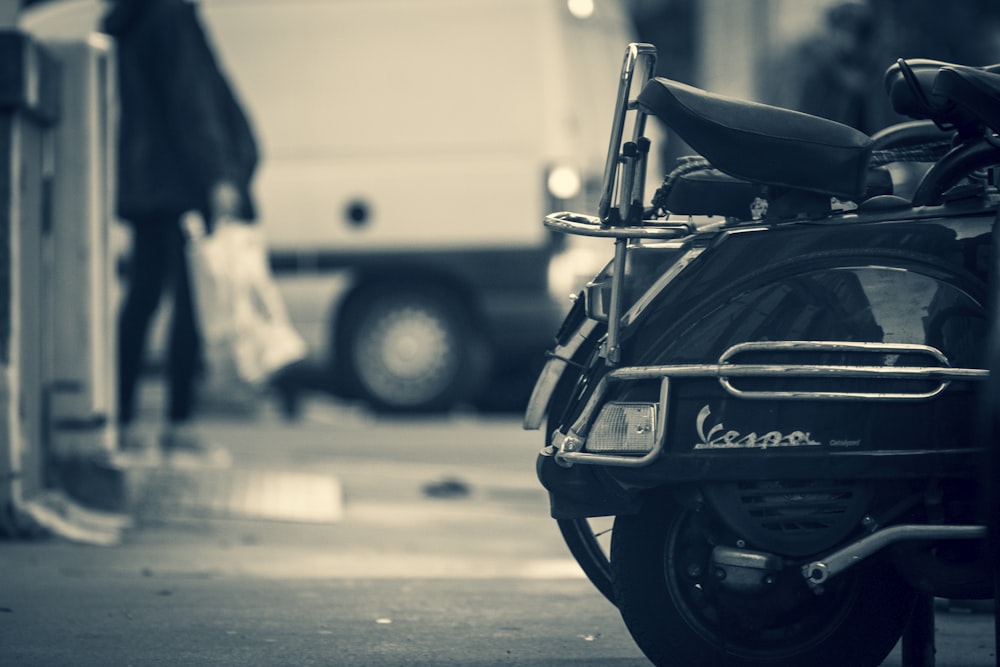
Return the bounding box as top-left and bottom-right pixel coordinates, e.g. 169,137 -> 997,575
339,284 -> 489,412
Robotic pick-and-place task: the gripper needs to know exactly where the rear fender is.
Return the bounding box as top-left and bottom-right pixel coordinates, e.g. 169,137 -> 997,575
581,216 -> 991,478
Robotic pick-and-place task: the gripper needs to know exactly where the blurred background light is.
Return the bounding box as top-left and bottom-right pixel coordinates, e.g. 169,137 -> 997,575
567,0 -> 594,20
547,164 -> 583,200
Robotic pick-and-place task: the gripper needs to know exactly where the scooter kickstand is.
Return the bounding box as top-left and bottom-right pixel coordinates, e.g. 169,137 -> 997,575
901,593 -> 936,667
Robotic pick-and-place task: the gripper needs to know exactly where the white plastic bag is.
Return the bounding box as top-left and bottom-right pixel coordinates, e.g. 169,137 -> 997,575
184,214 -> 307,390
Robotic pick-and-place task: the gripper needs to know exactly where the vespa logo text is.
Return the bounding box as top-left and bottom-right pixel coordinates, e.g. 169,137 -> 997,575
694,405 -> 821,450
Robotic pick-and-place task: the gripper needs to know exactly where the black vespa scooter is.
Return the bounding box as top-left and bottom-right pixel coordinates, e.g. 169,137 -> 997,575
525,44 -> 999,667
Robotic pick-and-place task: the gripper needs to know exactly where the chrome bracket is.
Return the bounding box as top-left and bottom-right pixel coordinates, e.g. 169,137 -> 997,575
802,524 -> 987,590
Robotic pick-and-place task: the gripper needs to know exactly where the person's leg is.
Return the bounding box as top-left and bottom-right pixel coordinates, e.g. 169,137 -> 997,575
164,220 -> 199,427
159,219 -> 229,465
117,220 -> 171,432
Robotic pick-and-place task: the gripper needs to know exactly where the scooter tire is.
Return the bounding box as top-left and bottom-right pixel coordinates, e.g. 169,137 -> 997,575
611,496 -> 916,667
557,517 -> 616,606
545,324 -> 617,606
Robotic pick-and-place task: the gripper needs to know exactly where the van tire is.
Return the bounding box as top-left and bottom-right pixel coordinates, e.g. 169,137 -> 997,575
337,282 -> 490,412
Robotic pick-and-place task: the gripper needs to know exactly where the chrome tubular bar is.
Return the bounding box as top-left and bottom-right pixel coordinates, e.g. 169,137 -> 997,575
607,340 -> 987,400
719,340 -> 950,364
802,524 -> 987,588
594,44 -> 657,369
598,43 -> 657,223
543,211 -> 693,239
611,360 -> 986,403
554,376 -> 670,468
550,340 -> 989,467
604,237 -> 629,365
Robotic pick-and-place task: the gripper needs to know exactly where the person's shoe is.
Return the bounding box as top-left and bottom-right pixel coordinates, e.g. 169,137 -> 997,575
108,425 -> 161,467
269,359 -> 314,421
160,424 -> 232,468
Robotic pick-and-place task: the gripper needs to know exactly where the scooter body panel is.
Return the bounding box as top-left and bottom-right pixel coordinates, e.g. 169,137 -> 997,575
539,205 -> 994,519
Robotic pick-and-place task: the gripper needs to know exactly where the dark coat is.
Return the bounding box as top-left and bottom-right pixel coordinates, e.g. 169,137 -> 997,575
102,0 -> 258,223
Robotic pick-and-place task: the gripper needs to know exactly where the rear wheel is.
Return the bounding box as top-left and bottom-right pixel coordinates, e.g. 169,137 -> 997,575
546,324 -> 617,605
557,516 -> 616,605
611,496 -> 916,667
339,283 -> 489,412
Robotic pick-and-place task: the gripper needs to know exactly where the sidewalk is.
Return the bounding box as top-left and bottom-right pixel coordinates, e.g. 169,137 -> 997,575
0,385 -> 639,667
5,375 -> 572,579
32,381 -> 349,543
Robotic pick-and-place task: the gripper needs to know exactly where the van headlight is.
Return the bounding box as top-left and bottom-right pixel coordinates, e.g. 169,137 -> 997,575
566,0 -> 595,19
585,402 -> 658,454
547,164 -> 583,201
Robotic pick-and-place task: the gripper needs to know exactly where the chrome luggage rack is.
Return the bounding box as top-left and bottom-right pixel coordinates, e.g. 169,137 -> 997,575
546,44 -> 662,365
545,44 -> 708,365
543,211 -> 693,240
551,340 -> 990,468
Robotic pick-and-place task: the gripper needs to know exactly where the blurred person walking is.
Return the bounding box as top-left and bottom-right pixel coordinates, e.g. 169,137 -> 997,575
102,0 -> 258,460
763,1 -> 882,132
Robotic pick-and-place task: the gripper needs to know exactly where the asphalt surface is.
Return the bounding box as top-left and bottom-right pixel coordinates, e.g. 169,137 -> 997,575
1,383 -> 997,666
1,574 -> 651,667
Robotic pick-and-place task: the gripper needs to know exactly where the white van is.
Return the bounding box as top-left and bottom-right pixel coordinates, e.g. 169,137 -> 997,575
20,0 -> 635,411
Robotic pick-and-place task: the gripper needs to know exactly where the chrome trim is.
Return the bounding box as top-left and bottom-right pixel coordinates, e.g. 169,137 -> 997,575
716,341 -> 973,400
612,341 -> 986,401
719,340 -> 950,363
598,43 -> 657,223
544,211 -> 693,240
556,376 -> 669,467
584,277 -> 610,322
604,238 -> 629,364
547,340 -> 989,467
711,545 -> 784,594
541,212 -> 700,368
522,318 -> 599,430
802,524 -> 987,588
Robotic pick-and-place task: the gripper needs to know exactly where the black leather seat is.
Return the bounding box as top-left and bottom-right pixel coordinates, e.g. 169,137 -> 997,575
637,77 -> 873,201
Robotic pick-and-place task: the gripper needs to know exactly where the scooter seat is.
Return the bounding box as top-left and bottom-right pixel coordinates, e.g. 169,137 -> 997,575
934,66 -> 1000,134
637,78 -> 872,201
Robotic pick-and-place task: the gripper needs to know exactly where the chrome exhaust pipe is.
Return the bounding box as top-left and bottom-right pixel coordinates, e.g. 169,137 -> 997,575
802,524 -> 987,589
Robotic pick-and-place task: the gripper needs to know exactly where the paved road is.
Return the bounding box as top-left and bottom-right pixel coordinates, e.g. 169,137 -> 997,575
1,574 -> 651,667
1,388 -> 996,666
